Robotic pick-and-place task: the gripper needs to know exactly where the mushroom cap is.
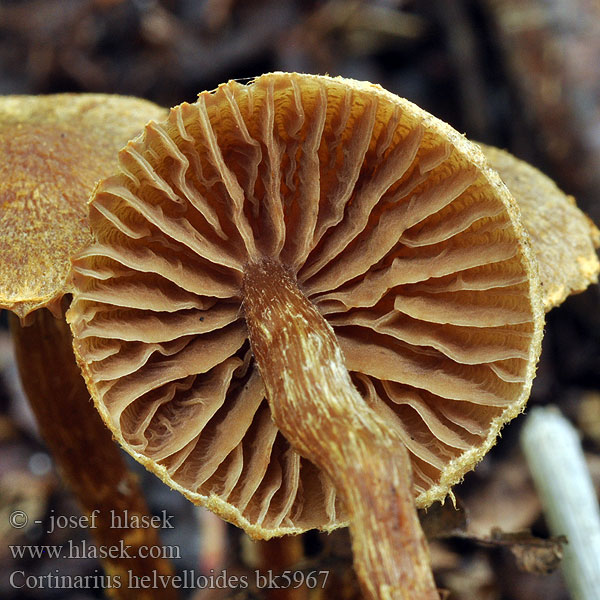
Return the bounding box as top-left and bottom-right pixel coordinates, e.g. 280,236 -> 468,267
0,94 -> 168,318
67,73 -> 544,539
479,144 -> 600,311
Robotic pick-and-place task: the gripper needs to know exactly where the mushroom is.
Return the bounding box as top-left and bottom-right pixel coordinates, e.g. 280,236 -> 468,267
0,94 -> 177,598
66,73 -> 549,598
478,143 -> 600,311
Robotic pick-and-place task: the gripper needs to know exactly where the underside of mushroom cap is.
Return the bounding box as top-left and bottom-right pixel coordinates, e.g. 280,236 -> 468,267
67,73 -> 544,539
0,94 -> 168,318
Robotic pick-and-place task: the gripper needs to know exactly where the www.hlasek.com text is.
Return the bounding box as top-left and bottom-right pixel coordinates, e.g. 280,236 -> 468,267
10,538 -> 179,561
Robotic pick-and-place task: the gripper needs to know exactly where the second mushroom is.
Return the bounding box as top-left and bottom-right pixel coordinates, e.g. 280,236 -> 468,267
67,73 -> 549,599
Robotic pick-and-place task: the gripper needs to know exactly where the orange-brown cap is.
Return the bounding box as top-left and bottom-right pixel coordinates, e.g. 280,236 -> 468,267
0,94 -> 168,319
479,144 -> 600,311
67,73 -> 545,539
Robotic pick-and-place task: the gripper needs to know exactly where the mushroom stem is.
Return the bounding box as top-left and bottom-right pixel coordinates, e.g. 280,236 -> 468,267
252,537 -> 308,600
10,304 -> 178,600
242,259 -> 439,600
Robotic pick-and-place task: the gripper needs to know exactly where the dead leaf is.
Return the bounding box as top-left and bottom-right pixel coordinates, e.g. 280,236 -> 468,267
454,529 -> 567,575
420,497 -> 468,539
489,529 -> 566,575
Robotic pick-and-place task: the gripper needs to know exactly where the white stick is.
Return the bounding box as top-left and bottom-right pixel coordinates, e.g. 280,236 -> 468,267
521,406 -> 600,600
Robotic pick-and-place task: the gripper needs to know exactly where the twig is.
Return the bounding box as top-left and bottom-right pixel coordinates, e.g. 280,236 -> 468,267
520,406 -> 600,600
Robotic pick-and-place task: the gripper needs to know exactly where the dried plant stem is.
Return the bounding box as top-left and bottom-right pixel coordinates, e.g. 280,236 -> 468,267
10,305 -> 178,600
243,259 -> 439,600
521,406 -> 600,600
